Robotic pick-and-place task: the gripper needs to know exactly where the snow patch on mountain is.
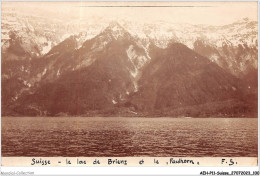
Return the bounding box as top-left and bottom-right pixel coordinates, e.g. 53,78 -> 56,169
126,45 -> 149,72
57,69 -> 61,76
209,54 -> 220,64
91,37 -> 109,51
42,41 -> 52,54
133,82 -> 138,92
42,68 -> 47,76
112,99 -> 118,104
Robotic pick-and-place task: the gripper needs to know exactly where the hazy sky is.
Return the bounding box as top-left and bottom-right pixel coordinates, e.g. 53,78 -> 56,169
2,1 -> 258,26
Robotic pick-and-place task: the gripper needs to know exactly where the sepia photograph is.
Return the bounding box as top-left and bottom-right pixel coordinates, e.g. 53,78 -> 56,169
1,1 -> 258,170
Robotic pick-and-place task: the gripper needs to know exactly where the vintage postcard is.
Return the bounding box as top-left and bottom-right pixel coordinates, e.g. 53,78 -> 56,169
1,1 -> 259,175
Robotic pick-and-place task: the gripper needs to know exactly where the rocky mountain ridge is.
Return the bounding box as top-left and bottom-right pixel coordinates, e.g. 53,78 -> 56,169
1,17 -> 258,117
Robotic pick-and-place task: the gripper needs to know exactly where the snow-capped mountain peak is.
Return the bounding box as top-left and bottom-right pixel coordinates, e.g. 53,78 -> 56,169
107,21 -> 124,31
102,21 -> 129,40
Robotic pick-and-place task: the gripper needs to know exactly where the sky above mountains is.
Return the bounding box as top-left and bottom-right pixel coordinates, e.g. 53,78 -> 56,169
2,1 -> 257,26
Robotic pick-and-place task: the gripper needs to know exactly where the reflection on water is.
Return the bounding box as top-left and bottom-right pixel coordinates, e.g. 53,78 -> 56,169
1,117 -> 258,157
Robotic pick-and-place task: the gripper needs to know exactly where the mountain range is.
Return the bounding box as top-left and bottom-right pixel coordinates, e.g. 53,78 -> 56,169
1,10 -> 258,117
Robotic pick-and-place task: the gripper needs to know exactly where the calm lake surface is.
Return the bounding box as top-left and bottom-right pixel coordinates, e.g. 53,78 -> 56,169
1,117 -> 258,157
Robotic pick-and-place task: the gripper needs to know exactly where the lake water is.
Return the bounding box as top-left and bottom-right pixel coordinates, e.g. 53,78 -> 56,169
1,117 -> 258,157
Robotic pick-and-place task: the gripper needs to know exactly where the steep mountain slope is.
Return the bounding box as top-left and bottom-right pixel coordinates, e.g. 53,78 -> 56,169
129,43 -> 256,117
1,35 -> 79,113
3,23 -> 151,116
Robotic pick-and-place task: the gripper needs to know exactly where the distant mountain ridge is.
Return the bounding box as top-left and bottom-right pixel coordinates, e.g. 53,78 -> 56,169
1,18 -> 258,117
2,10 -> 257,77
